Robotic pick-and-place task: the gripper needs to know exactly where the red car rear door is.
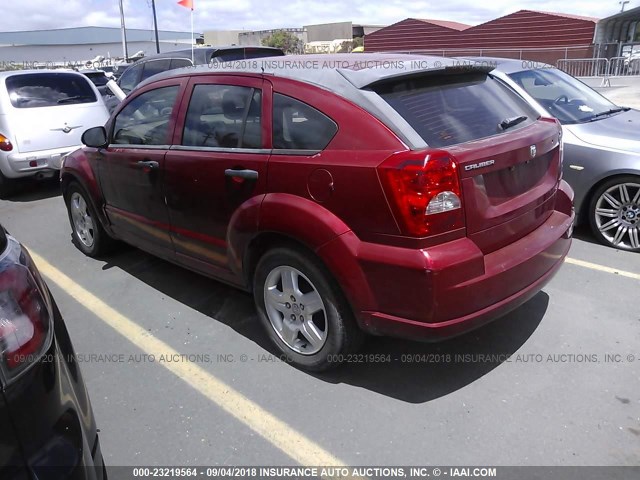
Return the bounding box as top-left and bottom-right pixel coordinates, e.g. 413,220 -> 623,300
163,75 -> 270,282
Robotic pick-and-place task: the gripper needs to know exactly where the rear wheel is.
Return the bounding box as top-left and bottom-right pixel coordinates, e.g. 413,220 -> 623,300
589,176 -> 640,252
253,246 -> 364,371
65,182 -> 114,257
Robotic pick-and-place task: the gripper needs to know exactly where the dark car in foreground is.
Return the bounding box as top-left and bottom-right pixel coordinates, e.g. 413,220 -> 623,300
467,57 -> 640,252
61,54 -> 574,370
0,226 -> 106,478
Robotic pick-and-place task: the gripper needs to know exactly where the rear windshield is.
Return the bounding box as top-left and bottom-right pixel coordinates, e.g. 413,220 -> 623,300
6,73 -> 97,108
213,48 -> 285,62
84,72 -> 109,87
374,72 -> 539,148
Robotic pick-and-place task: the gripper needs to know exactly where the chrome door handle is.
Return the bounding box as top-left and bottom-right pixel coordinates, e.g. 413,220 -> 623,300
225,169 -> 258,180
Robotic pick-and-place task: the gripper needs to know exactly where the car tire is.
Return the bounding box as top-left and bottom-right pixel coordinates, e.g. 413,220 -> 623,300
589,175 -> 640,252
253,246 -> 364,371
65,182 -> 115,257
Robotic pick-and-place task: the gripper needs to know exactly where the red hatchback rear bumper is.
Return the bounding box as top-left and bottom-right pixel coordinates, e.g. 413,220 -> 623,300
318,181 -> 574,341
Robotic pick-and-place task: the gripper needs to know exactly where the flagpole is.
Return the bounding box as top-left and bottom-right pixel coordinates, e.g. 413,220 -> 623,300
191,7 -> 194,65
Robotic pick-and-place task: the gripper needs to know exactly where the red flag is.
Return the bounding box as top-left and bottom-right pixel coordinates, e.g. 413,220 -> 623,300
177,0 -> 193,9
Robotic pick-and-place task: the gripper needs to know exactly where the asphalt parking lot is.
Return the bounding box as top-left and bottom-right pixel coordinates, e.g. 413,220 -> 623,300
1,177 -> 638,469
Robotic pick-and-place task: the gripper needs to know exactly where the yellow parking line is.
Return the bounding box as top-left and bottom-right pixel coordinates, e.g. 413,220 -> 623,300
565,257 -> 640,280
29,251 -> 353,471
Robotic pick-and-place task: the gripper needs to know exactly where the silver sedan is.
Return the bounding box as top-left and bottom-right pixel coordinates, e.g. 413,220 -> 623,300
466,57 -> 640,252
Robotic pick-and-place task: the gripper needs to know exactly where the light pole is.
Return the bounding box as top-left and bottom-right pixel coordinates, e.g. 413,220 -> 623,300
151,0 -> 160,54
118,0 -> 129,60
620,1 -> 630,12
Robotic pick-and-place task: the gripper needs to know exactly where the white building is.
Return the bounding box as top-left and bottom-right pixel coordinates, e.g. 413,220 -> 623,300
0,26 -> 200,67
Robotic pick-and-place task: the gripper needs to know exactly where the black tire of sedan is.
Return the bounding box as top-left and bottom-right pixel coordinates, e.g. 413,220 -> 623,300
65,182 -> 115,257
589,176 -> 640,252
253,246 -> 364,371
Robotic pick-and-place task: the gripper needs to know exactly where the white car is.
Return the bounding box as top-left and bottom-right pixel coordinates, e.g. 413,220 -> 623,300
0,70 -> 109,197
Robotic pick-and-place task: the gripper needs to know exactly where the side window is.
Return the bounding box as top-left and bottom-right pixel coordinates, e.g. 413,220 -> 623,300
182,84 -> 262,149
272,93 -> 337,150
112,86 -> 179,146
118,65 -> 141,94
170,58 -> 193,70
140,59 -> 171,82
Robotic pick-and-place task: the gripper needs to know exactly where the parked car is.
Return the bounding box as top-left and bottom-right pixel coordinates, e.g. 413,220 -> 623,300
97,66 -> 115,79
0,70 -> 110,198
108,63 -> 132,81
0,225 -> 106,478
61,54 -> 574,370
104,46 -> 285,112
79,69 -> 110,96
466,57 -> 640,251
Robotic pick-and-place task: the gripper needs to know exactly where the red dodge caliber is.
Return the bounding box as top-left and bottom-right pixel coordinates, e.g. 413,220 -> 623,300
61,54 -> 574,370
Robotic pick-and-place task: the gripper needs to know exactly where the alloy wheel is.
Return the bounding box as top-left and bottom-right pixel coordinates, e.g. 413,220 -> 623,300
70,192 -> 95,248
263,265 -> 328,355
594,182 -> 640,250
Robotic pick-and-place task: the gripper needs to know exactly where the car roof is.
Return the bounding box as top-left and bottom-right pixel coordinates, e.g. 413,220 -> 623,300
459,56 -> 553,74
0,69 -> 88,79
130,45 -> 284,63
139,53 -> 491,92
134,53 -> 495,151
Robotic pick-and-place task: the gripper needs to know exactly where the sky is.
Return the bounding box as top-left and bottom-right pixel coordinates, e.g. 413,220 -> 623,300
3,0 -> 633,33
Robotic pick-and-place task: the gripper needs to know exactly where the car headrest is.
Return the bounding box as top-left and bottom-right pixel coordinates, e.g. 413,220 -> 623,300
222,90 -> 245,120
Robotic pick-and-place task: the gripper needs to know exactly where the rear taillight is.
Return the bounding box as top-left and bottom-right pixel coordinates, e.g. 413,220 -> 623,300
0,133 -> 12,152
0,237 -> 52,384
378,149 -> 464,237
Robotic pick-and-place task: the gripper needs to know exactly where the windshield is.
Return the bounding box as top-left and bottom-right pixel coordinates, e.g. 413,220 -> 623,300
508,68 -> 618,124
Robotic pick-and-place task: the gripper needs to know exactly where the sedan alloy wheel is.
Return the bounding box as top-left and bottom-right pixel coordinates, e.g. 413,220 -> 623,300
592,180 -> 640,251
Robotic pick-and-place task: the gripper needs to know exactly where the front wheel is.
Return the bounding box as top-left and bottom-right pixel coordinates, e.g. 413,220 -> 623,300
589,176 -> 640,252
253,246 -> 364,371
65,182 -> 115,257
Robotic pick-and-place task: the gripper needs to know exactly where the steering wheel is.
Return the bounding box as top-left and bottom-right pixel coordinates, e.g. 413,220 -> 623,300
553,95 -> 569,105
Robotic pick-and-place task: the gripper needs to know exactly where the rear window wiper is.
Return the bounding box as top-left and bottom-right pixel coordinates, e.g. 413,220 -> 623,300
588,107 -> 630,121
57,95 -> 93,104
498,115 -> 527,131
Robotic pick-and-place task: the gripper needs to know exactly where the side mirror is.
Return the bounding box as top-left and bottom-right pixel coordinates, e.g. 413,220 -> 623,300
81,126 -> 108,148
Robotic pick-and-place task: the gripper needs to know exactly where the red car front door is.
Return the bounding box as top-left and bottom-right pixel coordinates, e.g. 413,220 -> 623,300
163,75 -> 270,282
99,79 -> 187,258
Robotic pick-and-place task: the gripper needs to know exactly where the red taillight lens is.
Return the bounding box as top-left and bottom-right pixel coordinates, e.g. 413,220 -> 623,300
378,149 -> 464,237
0,133 -> 12,152
0,241 -> 51,383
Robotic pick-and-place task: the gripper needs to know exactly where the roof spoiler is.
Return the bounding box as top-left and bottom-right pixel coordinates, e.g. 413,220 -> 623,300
337,64 -> 495,89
